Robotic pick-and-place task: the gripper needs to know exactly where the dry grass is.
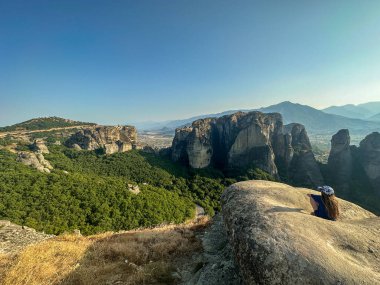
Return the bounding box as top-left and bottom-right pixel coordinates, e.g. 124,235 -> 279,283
1,235 -> 91,285
0,217 -> 209,285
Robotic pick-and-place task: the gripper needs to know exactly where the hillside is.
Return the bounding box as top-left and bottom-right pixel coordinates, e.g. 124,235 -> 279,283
322,104 -> 370,119
2,180 -> 379,285
322,101 -> 380,120
369,113 -> 380,121
0,117 -> 96,132
259,101 -> 380,135
0,143 -> 234,234
0,218 -> 212,285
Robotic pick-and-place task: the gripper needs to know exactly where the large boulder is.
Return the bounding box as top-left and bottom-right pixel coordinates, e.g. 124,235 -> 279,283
17,151 -> 53,173
31,139 -> 49,154
65,125 -> 137,154
327,129 -> 353,193
221,180 -> 380,285
172,111 -> 323,187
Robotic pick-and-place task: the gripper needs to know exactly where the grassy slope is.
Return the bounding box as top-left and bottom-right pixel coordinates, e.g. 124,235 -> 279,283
0,218 -> 208,285
0,148 -> 198,235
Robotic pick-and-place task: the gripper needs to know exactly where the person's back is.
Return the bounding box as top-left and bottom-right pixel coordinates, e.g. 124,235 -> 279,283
308,186 -> 339,221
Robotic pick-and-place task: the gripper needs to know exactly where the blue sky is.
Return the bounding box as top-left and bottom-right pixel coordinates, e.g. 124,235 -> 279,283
1,0 -> 380,126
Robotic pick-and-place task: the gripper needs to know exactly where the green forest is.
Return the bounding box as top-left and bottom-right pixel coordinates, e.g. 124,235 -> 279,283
0,143 -> 274,235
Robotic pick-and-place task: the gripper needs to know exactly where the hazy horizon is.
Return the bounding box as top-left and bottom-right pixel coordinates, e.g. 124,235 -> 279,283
2,1 -> 380,126
2,100 -> 380,128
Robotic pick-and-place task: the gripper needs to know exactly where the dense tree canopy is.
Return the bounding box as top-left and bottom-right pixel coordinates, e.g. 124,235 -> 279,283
0,143 -> 277,235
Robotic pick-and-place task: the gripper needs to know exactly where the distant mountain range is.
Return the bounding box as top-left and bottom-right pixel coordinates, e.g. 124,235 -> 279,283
137,101 -> 380,136
258,102 -> 380,135
322,102 -> 380,120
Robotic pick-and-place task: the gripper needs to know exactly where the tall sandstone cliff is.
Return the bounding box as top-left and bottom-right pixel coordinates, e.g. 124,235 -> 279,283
327,130 -> 380,213
65,125 -> 137,154
359,132 -> 380,193
172,111 -> 323,187
327,129 -> 352,193
327,130 -> 380,194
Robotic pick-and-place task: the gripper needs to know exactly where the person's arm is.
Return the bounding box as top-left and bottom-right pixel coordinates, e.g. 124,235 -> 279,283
307,194 -> 319,214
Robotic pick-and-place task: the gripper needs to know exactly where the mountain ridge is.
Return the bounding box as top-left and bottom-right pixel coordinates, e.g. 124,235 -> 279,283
138,101 -> 380,136
0,116 -> 96,132
322,101 -> 380,120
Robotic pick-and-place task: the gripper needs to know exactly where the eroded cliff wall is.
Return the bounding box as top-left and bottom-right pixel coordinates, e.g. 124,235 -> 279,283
172,111 -> 323,187
65,125 -> 137,154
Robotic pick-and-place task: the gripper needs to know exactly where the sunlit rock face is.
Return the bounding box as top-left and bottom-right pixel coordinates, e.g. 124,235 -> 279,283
65,125 -> 137,154
172,111 -> 323,187
17,151 -> 53,173
221,180 -> 380,285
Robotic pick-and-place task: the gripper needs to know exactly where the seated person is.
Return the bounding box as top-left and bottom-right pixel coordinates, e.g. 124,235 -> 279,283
308,186 -> 340,221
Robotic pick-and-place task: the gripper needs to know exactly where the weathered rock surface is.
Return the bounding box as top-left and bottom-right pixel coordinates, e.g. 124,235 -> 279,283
17,151 -> 53,173
327,129 -> 352,193
326,130 -> 380,203
359,132 -> 380,194
127,184 -> 140,195
31,139 -> 49,154
181,214 -> 241,285
0,220 -> 54,254
221,180 -> 380,285
65,125 -> 137,154
172,111 -> 323,186
278,123 -> 324,186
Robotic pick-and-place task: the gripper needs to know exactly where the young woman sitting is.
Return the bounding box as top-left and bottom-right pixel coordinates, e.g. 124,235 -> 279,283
308,186 -> 340,221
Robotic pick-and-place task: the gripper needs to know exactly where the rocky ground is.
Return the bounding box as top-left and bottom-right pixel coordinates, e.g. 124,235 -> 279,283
0,220 -> 54,254
181,214 -> 241,285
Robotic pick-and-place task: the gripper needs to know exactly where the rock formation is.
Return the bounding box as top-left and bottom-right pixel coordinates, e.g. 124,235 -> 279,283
0,220 -> 54,254
185,214 -> 241,285
359,132 -> 380,194
172,111 -> 323,187
31,139 -> 49,154
327,129 -> 352,193
277,123 -> 324,187
127,184 -> 140,195
326,130 -> 380,207
17,151 -> 53,173
221,180 -> 380,285
65,125 -> 137,154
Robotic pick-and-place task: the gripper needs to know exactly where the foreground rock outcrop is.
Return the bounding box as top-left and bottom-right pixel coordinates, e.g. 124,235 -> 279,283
172,111 -> 323,186
221,180 -> 380,285
65,125 -> 137,154
0,220 -> 54,254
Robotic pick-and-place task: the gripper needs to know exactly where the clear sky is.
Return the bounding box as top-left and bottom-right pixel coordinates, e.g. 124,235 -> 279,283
1,0 -> 380,126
